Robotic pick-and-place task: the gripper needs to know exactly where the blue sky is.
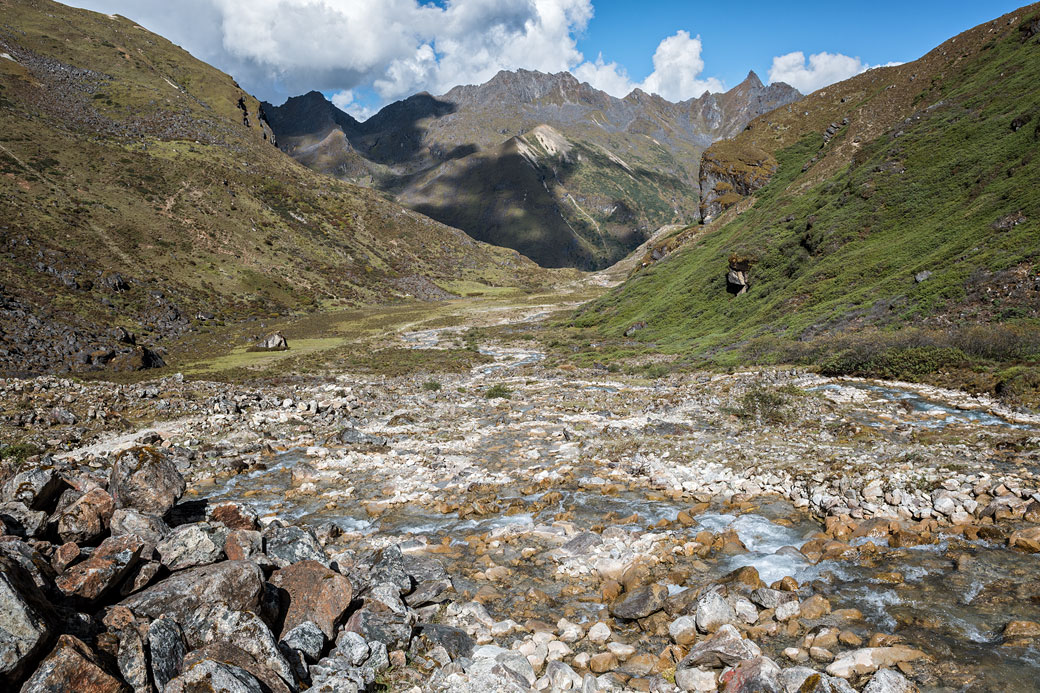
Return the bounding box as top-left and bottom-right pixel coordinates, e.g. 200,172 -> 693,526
66,0 -> 1028,118
576,0 -> 1026,89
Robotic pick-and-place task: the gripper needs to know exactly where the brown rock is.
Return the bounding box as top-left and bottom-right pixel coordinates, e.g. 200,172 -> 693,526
56,488 -> 114,545
223,530 -> 262,562
269,559 -> 353,640
799,595 -> 832,620
590,652 -> 618,674
19,634 -> 127,693
622,653 -> 656,676
721,566 -> 763,589
52,542 -> 81,573
207,502 -> 259,531
611,584 -> 669,620
55,535 -> 144,602
1003,621 -> 1040,638
1009,527 -> 1040,553
776,576 -> 799,592
1023,501 -> 1040,524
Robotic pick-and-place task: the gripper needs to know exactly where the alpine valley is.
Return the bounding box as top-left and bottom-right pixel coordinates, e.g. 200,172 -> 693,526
1,2 -> 1039,693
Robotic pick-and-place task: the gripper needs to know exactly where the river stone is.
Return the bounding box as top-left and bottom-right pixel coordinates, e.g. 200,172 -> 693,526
862,668 -> 917,693
166,659 -> 265,693
269,559 -> 353,640
719,656 -> 782,693
109,446 -> 185,516
1,468 -> 67,511
0,556 -> 53,679
55,535 -> 144,601
781,667 -> 857,693
184,605 -> 296,691
544,660 -> 584,689
119,560 -> 264,622
56,488 -> 115,544
695,589 -> 737,633
0,501 -> 48,538
157,523 -> 227,570
560,532 -> 604,555
20,634 -> 126,693
263,525 -> 327,568
1003,620 -> 1040,637
675,665 -> 716,692
110,509 -> 170,545
610,583 -> 669,620
679,623 -> 761,669
825,646 -> 926,679
148,615 -> 187,692
669,615 -> 698,646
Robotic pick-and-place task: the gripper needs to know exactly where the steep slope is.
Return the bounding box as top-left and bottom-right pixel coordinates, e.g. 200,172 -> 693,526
265,71 -> 801,269
0,0 -> 543,376
570,5 -> 1040,370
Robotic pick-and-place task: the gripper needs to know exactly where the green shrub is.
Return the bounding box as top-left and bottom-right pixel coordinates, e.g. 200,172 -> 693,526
484,384 -> 512,399
422,380 -> 442,392
731,386 -> 790,424
0,443 -> 41,464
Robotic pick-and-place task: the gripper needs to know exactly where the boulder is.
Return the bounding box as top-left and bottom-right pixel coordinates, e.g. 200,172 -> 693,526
610,583 -> 669,620
281,620 -> 326,662
343,598 -> 415,651
413,624 -> 475,661
55,535 -> 144,601
157,523 -> 227,570
269,560 -> 353,640
223,530 -> 262,562
19,634 -> 126,693
1,468 -> 67,511
258,333 -> 288,350
119,560 -> 264,622
263,525 -> 327,568
0,501 -> 48,538
166,659 -> 265,693
116,626 -> 150,693
184,605 -> 296,691
109,447 -> 185,516
678,624 -> 761,669
110,509 -> 170,545
695,589 -> 737,633
148,615 -> 187,692
675,665 -> 717,692
780,668 -> 856,693
207,502 -> 259,531
0,556 -> 53,679
719,656 -> 782,693
825,646 -> 926,679
862,668 -> 918,693
56,488 -> 115,544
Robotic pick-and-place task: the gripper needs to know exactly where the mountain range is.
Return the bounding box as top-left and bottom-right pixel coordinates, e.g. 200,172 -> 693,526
263,70 -> 801,269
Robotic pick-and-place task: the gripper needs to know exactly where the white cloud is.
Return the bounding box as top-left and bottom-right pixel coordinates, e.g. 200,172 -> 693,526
639,31 -> 723,101
572,54 -> 636,97
67,0 -> 593,106
330,90 -> 377,121
767,51 -> 901,94
573,31 -> 723,101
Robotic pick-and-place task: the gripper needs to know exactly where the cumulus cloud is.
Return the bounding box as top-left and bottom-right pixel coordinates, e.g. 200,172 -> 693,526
66,0 -> 593,107
574,31 -> 723,101
767,51 -> 901,94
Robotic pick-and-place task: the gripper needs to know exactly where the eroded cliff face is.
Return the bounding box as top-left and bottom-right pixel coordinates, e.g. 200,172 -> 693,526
698,144 -> 778,223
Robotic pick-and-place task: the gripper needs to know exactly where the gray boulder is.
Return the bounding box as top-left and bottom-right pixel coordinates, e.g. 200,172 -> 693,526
1,468 -> 67,511
167,659 -> 265,693
0,556 -> 53,679
149,615 -> 188,691
863,669 -> 918,693
109,446 -> 186,516
111,508 -> 171,544
263,525 -> 327,568
157,523 -> 228,570
120,560 -> 264,622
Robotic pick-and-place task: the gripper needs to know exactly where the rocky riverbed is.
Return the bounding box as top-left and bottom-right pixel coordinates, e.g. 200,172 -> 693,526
1,322 -> 1039,692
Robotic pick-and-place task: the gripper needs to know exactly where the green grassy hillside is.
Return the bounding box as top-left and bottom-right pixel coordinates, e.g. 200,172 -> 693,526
565,5 -> 1040,401
0,0 -> 546,375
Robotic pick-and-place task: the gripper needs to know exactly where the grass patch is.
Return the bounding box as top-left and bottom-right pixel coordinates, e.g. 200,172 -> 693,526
484,383 -> 513,399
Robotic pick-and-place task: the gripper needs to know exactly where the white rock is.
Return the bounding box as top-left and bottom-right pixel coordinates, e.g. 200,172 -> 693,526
674,666 -> 717,692
587,622 -> 612,643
